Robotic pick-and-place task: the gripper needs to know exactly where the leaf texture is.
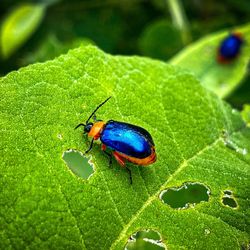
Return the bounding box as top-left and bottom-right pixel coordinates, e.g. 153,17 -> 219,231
0,45 -> 249,249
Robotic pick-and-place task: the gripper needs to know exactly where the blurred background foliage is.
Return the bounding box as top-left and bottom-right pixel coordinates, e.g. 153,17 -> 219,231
0,0 -> 249,109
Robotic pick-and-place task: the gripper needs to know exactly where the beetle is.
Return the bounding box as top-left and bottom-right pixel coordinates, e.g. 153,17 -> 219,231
75,97 -> 156,183
217,32 -> 243,63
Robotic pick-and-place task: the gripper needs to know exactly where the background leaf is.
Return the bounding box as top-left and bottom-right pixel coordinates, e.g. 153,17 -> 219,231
226,74 -> 250,109
21,34 -> 93,65
241,104 -> 250,126
170,23 -> 250,98
138,19 -> 183,60
0,4 -> 45,59
0,45 -> 249,249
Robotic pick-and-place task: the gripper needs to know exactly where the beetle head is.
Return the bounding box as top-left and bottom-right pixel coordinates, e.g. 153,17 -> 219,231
74,122 -> 93,134
84,122 -> 93,133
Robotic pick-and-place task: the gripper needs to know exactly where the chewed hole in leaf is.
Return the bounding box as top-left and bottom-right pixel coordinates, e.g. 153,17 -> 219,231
223,190 -> 232,195
159,182 -> 210,209
125,229 -> 166,250
204,228 -> 211,235
222,190 -> 238,209
57,134 -> 63,140
62,149 -> 94,180
222,197 -> 237,208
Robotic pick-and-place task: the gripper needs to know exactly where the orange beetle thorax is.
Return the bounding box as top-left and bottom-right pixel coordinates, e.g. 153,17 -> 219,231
88,121 -> 105,140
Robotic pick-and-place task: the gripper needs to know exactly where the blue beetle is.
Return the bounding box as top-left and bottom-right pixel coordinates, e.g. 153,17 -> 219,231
217,32 -> 243,63
75,97 -> 156,183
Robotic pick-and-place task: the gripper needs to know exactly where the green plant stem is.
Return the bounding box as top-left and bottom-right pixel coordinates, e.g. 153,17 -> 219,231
166,0 -> 191,44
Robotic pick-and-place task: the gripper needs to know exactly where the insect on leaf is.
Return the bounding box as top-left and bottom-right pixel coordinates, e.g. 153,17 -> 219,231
0,45 -> 249,249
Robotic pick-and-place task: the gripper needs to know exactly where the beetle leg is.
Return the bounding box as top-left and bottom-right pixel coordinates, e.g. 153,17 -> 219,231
101,144 -> 112,166
113,151 -> 125,166
125,167 -> 132,184
113,152 -> 132,184
85,138 -> 94,153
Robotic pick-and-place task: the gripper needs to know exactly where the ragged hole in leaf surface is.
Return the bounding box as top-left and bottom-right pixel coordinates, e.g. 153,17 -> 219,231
62,149 -> 94,180
159,182 -> 210,209
57,134 -> 63,140
223,190 -> 232,196
204,228 -> 211,235
222,197 -> 238,208
222,190 -> 238,209
125,229 -> 166,250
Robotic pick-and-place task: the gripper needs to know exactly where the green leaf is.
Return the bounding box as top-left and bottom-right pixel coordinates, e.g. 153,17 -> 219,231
0,4 -> 45,59
139,20 -> 183,60
170,23 -> 250,98
241,104 -> 250,126
226,75 -> 250,108
22,34 -> 94,65
0,45 -> 249,249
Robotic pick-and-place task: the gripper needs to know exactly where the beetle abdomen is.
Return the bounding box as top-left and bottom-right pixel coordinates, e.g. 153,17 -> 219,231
100,120 -> 154,159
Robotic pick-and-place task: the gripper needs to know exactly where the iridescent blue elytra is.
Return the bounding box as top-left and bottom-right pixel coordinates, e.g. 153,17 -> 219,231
75,97 -> 157,184
218,33 -> 243,62
100,120 -> 154,159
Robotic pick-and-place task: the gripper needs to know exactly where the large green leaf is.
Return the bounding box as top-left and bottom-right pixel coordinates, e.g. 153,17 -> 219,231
170,23 -> 250,98
0,45 -> 249,249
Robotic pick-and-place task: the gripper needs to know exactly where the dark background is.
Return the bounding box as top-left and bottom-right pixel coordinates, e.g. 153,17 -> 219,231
1,0 -> 250,108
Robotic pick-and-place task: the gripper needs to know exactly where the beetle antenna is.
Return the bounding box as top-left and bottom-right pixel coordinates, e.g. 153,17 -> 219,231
86,96 -> 111,124
75,123 -> 85,130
